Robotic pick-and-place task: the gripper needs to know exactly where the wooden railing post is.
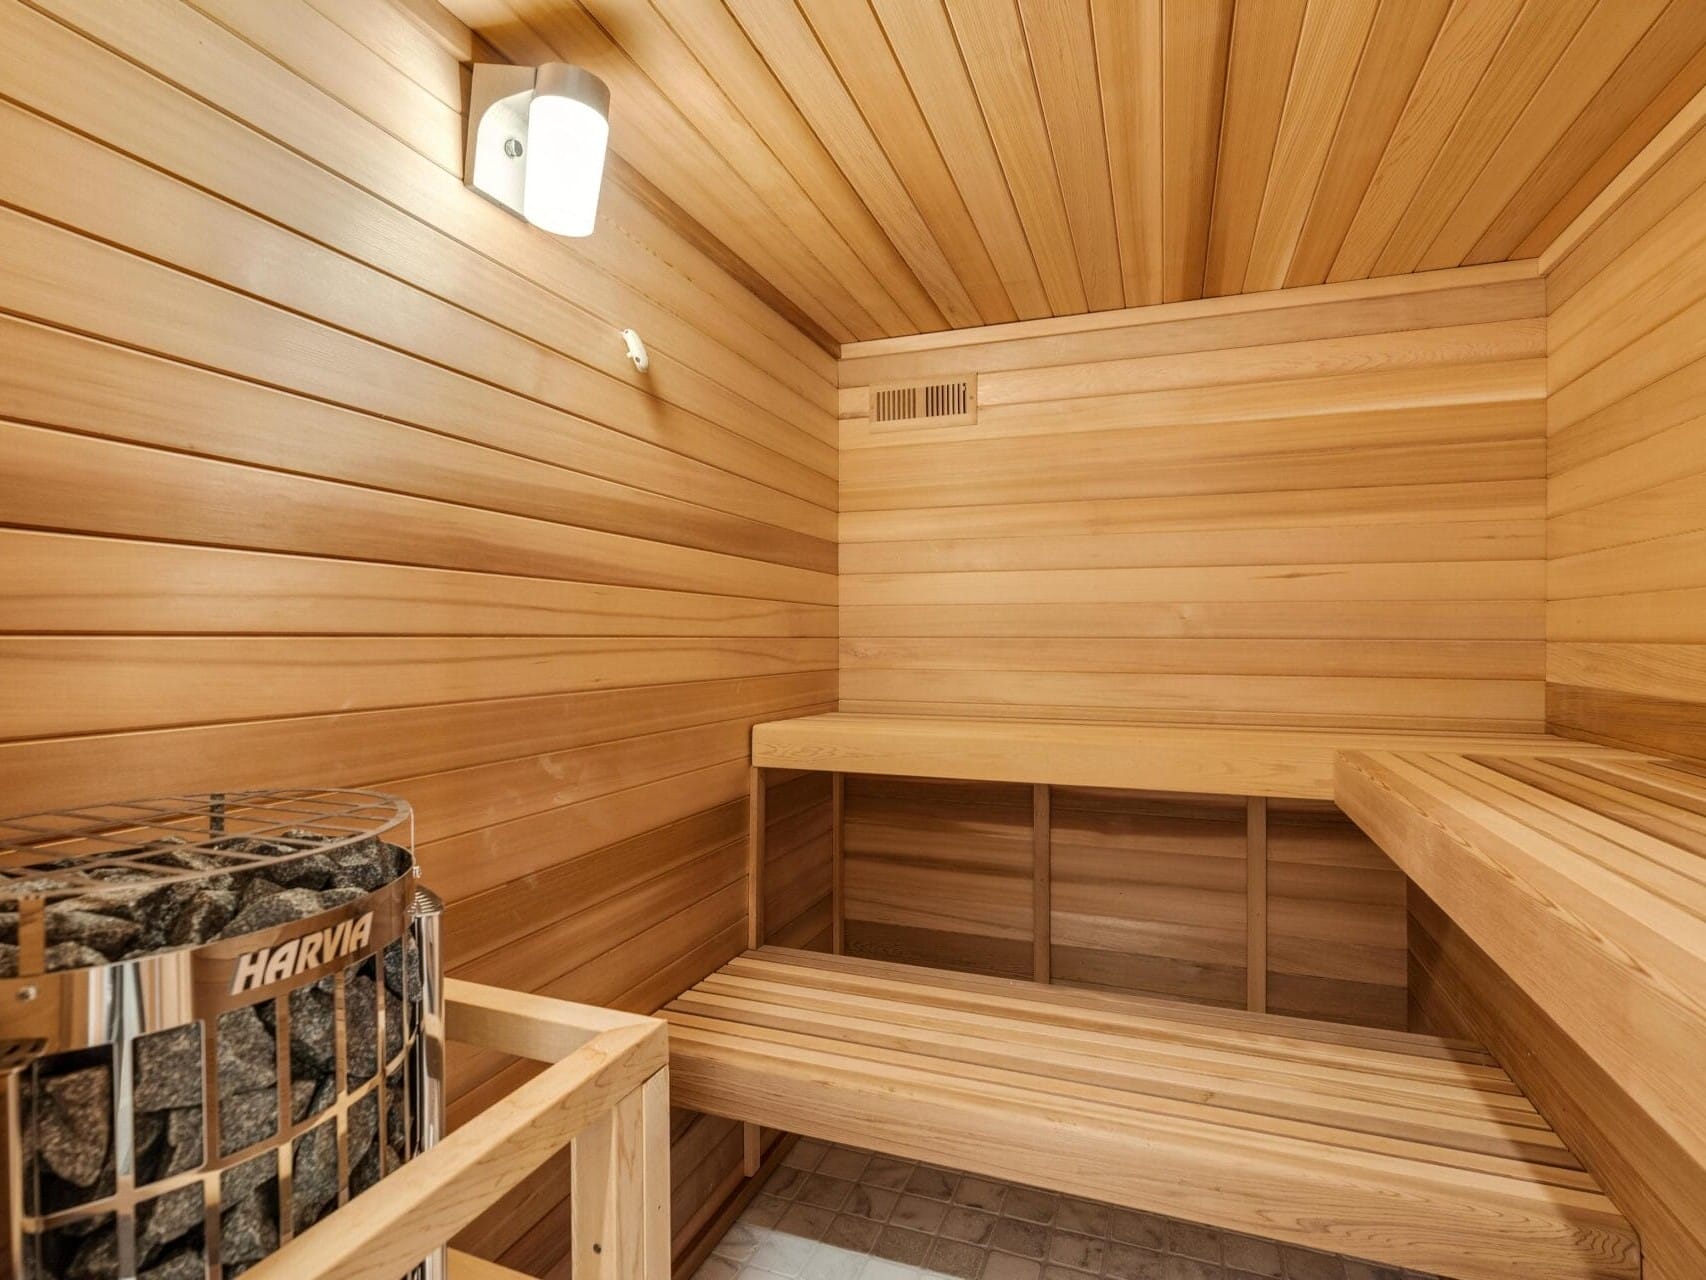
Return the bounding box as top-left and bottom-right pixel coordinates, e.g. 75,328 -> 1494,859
642,1068 -> 670,1277
572,1066 -> 671,1278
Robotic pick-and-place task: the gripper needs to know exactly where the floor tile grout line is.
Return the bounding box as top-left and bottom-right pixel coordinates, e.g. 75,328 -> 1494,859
697,1140 -> 1431,1280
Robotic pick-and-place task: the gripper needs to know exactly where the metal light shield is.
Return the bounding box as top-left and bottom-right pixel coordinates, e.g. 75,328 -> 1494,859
465,62 -> 610,237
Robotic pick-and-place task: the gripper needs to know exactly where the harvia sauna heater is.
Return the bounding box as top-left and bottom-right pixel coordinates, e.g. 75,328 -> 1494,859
0,789 -> 444,1279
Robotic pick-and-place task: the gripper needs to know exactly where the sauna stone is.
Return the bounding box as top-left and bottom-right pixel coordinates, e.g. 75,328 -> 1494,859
141,1249 -> 206,1280
216,1007 -> 277,1094
0,908 -> 141,958
138,1185 -> 203,1258
168,888 -> 238,945
219,1086 -> 279,1156
34,1066 -> 111,1188
0,834 -> 408,976
135,1026 -> 201,1111
221,1187 -> 279,1266
219,887 -> 334,940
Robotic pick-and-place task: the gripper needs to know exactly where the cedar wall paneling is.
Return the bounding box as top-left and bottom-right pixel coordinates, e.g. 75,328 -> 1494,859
838,265 -> 1549,731
842,776 -> 1036,978
1545,109 -> 1706,761
0,0 -> 836,1270
1049,788 -> 1247,1007
1406,93 -> 1706,1280
841,779 -> 1407,1029
1265,800 -> 1404,1028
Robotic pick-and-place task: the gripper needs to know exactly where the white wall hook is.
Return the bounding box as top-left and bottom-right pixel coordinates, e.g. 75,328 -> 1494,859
621,328 -> 650,373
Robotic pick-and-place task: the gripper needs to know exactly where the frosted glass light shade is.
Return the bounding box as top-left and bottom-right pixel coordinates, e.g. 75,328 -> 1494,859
465,62 -> 609,238
522,65 -> 610,237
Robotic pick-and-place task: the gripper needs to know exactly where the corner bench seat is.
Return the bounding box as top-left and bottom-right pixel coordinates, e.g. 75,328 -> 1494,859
1339,748 -> 1706,1276
665,948 -> 1638,1280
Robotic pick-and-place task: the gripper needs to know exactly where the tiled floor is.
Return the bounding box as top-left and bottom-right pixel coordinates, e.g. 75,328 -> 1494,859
692,1140 -> 1442,1280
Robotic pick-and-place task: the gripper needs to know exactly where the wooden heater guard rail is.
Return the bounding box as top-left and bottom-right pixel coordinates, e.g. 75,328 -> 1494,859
242,978 -> 670,1280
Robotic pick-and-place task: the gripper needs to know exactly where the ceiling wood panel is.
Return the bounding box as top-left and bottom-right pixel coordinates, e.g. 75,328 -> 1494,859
946,0 -> 1088,314
1242,0 -> 1378,294
1089,0 -> 1163,308
1203,0 -> 1308,299
791,0 -> 1016,323
450,0 -> 1706,347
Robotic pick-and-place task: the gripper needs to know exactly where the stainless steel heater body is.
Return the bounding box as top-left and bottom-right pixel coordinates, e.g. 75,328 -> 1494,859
0,789 -> 445,1280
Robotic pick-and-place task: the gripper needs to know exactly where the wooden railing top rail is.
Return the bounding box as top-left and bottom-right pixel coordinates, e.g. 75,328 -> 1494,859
243,978 -> 670,1280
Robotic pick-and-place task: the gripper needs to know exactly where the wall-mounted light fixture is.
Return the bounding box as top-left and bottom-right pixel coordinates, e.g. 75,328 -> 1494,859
465,62 -> 610,237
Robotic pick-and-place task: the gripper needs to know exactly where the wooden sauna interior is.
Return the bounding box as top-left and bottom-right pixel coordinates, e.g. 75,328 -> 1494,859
3,0 -> 1706,1277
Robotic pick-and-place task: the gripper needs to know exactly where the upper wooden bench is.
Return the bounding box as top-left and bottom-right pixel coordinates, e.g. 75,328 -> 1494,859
665,947 -> 1638,1280
751,712 -> 1590,800
1339,747 -> 1706,1277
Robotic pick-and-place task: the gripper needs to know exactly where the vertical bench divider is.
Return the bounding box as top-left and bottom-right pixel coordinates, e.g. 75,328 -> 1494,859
1247,796 -> 1268,1013
747,766 -> 766,950
1034,783 -> 1052,984
831,772 -> 846,955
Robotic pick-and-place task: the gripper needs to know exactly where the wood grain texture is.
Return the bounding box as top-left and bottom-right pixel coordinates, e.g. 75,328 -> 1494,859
1409,886 -> 1706,1280
1051,787 -> 1247,1008
0,0 -> 834,1272
1265,801 -> 1405,1029
841,775 -> 1035,979
753,713 -> 1590,801
1545,77 -> 1706,755
439,0 -> 1704,341
839,268 -> 1548,730
247,982 -> 671,1280
1340,749 -> 1706,1278
784,734 -> 1414,1028
665,948 -> 1639,1280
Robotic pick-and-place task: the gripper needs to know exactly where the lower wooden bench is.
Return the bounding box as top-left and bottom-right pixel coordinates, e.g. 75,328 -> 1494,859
664,948 -> 1638,1280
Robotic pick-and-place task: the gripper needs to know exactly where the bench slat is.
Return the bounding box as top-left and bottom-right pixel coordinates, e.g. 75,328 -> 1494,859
664,947 -> 1638,1280
1338,744 -> 1706,1277
751,711 -> 1626,799
685,973 -> 1555,1128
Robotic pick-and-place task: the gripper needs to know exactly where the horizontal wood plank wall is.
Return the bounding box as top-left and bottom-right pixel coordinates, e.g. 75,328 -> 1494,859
841,776 -> 1035,978
1050,788 -> 1247,1009
761,769 -> 834,953
0,0 -> 836,1271
841,780 -> 1407,1030
1546,95 -> 1706,760
1266,801 -> 1406,1029
838,265 -> 1548,731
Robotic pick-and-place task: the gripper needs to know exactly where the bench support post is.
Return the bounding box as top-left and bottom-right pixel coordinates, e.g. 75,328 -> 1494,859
1033,783 -> 1051,983
745,766 -> 767,1177
747,766 -> 766,949
1247,797 -> 1268,1014
831,772 -> 846,955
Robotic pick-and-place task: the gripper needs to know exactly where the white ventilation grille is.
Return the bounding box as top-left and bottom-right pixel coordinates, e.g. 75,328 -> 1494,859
868,374 -> 977,428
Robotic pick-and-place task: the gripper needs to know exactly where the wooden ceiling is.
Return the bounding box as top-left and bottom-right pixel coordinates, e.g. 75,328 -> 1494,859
449,0 -> 1706,349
